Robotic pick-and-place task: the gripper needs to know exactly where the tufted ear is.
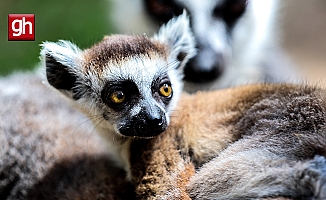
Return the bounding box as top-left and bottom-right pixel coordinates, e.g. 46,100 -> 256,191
154,11 -> 196,70
40,40 -> 83,99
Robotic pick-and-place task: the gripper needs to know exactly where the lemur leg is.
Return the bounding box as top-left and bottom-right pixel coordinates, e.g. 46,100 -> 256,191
187,149 -> 326,200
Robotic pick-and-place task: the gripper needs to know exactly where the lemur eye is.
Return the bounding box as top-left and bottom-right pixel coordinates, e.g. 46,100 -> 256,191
159,83 -> 172,98
213,0 -> 248,24
227,0 -> 248,13
110,91 -> 125,104
147,0 -> 172,14
144,0 -> 183,22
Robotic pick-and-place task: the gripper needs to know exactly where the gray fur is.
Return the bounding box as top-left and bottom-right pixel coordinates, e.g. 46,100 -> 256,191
0,72 -> 134,199
154,10 -> 196,70
188,86 -> 326,199
189,152 -> 326,199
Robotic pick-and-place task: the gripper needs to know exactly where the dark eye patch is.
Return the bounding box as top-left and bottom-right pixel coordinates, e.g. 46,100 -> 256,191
151,75 -> 173,106
144,0 -> 184,23
213,0 -> 248,28
101,80 -> 140,111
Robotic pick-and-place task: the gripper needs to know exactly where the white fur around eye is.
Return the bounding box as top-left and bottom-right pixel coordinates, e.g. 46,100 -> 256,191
100,56 -> 182,112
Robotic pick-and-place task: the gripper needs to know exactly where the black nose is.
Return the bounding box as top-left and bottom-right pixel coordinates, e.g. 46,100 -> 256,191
134,112 -> 166,137
146,113 -> 164,128
118,110 -> 167,138
184,61 -> 223,83
134,115 -> 167,137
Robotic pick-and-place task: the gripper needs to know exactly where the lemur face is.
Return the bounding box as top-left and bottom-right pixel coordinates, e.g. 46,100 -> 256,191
42,13 -> 195,138
99,57 -> 172,137
144,0 -> 248,82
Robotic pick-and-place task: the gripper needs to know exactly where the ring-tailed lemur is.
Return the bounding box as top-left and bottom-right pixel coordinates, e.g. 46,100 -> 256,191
41,13 -> 326,199
110,0 -> 298,92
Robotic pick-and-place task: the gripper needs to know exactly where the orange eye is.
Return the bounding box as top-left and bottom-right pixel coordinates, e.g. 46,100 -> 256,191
110,91 -> 125,104
159,83 -> 172,97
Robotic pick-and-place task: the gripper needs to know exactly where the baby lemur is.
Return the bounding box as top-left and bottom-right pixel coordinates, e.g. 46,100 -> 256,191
41,13 -> 326,199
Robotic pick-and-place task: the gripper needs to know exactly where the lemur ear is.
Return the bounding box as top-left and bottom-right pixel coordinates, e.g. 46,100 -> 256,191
154,11 -> 196,69
40,40 -> 82,99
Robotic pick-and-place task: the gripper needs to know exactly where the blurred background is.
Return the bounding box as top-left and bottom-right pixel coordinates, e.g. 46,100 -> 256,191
0,0 -> 114,76
1,0 -> 326,85
282,0 -> 326,85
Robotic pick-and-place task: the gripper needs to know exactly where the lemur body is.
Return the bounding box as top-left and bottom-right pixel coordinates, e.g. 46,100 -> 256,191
131,84 -> 326,199
0,72 -> 135,199
41,14 -> 326,199
111,0 -> 297,92
2,75 -> 325,199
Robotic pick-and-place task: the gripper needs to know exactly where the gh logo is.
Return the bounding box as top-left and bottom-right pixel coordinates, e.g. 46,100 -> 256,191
8,14 -> 35,41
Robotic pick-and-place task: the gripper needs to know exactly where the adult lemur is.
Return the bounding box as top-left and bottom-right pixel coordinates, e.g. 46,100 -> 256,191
110,0 -> 297,92
38,13 -> 326,199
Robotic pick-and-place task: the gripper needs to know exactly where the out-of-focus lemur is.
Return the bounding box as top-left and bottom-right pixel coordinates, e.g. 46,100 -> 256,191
41,13 -> 326,199
110,0 -> 298,92
1,13 -> 325,199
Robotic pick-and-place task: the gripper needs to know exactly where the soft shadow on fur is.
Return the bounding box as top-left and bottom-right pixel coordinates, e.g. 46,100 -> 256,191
26,154 -> 135,200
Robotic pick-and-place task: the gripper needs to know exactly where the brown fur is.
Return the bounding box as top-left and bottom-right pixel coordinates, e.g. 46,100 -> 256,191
83,35 -> 167,72
129,84 -> 326,199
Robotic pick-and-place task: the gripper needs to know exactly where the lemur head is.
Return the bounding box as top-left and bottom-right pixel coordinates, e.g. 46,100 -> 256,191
143,0 -> 249,82
41,13 -> 195,138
